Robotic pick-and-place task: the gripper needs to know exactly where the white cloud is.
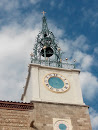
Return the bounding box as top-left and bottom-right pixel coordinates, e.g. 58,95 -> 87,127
23,11 -> 42,29
73,51 -> 93,70
50,25 -> 64,39
30,0 -> 41,4
58,1 -> 63,9
81,55 -> 93,69
89,108 -> 98,130
50,0 -> 63,9
72,35 -> 89,51
0,24 -> 40,101
80,72 -> 98,100
59,35 -> 89,53
58,35 -> 92,70
50,1 -> 55,7
94,47 -> 98,54
0,0 -> 19,11
82,8 -> 98,27
0,0 -> 41,12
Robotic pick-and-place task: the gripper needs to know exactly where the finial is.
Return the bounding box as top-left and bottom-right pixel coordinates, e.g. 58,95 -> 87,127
46,57 -> 48,60
66,58 -> 68,61
60,59 -> 62,62
43,46 -> 46,49
57,47 -> 61,51
74,59 -> 76,62
41,11 -> 46,16
30,53 -> 34,57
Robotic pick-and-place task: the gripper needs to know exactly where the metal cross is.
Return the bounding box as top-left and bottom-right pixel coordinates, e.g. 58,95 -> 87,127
41,11 -> 46,16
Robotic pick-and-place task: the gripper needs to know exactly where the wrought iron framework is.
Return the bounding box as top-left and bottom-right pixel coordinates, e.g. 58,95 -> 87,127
31,15 -> 75,69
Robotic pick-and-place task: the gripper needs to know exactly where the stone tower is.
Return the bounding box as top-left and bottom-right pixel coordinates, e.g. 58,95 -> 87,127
21,12 -> 92,130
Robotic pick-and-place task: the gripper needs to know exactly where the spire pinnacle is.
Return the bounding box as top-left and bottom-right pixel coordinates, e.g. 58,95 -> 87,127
42,14 -> 48,33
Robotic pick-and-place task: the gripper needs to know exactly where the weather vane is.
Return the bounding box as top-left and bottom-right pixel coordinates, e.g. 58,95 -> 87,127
41,11 -> 46,16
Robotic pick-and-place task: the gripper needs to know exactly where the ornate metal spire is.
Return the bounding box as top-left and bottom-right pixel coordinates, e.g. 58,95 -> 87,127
31,13 -> 75,69
42,16 -> 49,35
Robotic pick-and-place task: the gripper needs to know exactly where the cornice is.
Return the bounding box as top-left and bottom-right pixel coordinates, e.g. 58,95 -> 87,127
29,63 -> 81,72
0,100 -> 33,111
31,100 -> 89,108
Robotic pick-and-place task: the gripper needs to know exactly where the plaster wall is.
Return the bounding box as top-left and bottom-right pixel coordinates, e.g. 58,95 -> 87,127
38,66 -> 84,104
23,64 -> 84,105
24,66 -> 40,102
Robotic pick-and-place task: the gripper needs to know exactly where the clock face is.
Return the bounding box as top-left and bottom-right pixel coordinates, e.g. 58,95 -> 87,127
54,120 -> 69,130
44,73 -> 70,93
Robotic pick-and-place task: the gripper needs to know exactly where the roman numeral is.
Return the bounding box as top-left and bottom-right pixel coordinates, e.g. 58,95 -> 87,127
54,74 -> 58,76
64,86 -> 68,89
44,80 -> 47,83
61,88 -> 64,91
56,89 -> 59,92
49,74 -> 53,77
50,87 -> 53,90
46,84 -> 49,87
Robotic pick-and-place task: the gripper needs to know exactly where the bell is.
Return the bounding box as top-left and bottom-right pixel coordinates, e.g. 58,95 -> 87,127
44,33 -> 47,37
41,47 -> 53,57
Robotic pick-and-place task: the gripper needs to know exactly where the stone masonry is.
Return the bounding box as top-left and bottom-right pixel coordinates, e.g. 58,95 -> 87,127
0,100 -> 92,130
0,101 -> 33,130
0,109 -> 32,130
30,101 -> 92,130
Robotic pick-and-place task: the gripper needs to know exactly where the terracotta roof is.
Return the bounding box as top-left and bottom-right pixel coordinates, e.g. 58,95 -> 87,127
0,100 -> 34,111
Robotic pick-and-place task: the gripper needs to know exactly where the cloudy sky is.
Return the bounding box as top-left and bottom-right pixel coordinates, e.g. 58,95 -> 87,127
0,0 -> 98,129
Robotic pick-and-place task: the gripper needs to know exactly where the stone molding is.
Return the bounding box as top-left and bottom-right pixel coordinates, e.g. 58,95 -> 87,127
31,100 -> 89,108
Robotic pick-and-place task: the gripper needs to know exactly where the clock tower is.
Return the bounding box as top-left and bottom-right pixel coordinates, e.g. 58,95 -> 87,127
21,13 -> 92,130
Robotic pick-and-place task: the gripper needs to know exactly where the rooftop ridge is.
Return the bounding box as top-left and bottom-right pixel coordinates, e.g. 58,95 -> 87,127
0,100 -> 33,111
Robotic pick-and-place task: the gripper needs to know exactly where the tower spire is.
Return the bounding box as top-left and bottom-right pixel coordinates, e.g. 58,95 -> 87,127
30,14 -> 75,69
42,15 -> 49,35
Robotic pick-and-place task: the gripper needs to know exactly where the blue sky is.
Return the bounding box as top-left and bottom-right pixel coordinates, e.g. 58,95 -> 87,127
0,0 -> 98,129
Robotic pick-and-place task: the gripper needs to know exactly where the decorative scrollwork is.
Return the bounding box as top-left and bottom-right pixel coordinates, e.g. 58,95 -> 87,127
31,15 -> 75,69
